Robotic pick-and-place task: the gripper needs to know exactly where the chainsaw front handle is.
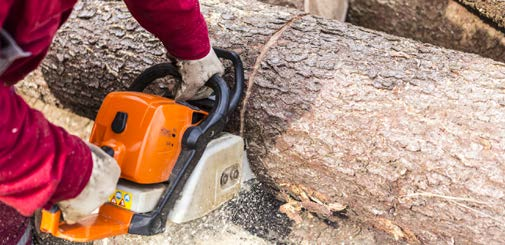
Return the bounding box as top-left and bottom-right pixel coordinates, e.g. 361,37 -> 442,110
184,74 -> 229,148
128,47 -> 244,115
213,47 -> 244,114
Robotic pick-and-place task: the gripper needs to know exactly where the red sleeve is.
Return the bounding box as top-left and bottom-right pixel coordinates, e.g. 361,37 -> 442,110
0,84 -> 93,216
0,0 -> 14,24
0,0 -> 15,48
123,0 -> 211,60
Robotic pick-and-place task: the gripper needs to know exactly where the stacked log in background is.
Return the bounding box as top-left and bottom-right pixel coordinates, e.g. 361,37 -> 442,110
262,0 -> 505,63
347,0 -> 505,63
457,0 -> 505,30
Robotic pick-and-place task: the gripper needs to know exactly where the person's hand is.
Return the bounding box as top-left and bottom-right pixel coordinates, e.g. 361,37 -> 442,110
57,143 -> 120,224
173,48 -> 225,101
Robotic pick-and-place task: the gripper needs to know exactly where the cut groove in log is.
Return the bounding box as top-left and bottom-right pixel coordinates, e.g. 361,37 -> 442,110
240,13 -> 307,135
16,0 -> 505,243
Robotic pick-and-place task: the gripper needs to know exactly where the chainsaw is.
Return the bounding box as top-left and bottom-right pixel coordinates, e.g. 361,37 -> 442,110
38,48 -> 245,242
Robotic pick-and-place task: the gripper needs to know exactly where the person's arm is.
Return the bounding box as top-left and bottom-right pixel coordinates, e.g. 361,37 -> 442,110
0,0 -> 120,223
0,85 -> 93,216
0,85 -> 120,224
123,0 -> 224,100
123,0 -> 210,60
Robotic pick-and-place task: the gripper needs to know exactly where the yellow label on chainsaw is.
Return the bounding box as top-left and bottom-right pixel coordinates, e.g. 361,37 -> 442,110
109,189 -> 132,210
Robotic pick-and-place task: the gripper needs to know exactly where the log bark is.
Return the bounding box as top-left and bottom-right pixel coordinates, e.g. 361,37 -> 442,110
18,0 -> 505,243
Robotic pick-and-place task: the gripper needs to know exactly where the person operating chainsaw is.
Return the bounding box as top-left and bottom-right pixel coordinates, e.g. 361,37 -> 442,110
0,0 -> 224,244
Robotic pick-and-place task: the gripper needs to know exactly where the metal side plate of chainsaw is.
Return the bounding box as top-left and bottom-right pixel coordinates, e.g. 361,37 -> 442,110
168,132 -> 245,223
108,132 -> 247,224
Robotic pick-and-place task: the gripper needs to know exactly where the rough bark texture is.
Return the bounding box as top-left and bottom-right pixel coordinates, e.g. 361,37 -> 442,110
17,0 -> 505,243
457,0 -> 505,30
347,0 -> 505,63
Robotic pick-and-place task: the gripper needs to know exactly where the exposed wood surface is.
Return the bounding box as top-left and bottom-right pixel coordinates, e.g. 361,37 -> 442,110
17,0 -> 505,243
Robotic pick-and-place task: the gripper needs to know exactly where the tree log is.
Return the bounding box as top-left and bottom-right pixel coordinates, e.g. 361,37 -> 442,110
18,0 -> 505,243
456,0 -> 505,31
347,0 -> 505,63
257,0 -> 505,63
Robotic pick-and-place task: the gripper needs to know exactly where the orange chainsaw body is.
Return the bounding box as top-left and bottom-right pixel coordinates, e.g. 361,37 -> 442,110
40,91 -> 207,241
89,91 -> 206,184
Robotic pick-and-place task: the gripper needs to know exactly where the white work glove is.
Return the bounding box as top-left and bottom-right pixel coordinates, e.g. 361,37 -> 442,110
57,143 -> 120,224
173,48 -> 225,101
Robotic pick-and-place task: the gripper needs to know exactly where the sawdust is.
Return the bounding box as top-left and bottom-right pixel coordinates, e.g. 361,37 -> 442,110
96,180 -> 291,244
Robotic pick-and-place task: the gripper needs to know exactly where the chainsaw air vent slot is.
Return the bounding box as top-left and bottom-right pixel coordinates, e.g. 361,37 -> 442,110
112,111 -> 128,133
192,112 -> 205,124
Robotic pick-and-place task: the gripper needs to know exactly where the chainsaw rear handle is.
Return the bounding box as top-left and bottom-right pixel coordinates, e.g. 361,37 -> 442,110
128,47 -> 244,114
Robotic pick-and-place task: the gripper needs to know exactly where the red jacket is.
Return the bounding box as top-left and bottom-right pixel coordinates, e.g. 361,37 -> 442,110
0,0 -> 210,243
